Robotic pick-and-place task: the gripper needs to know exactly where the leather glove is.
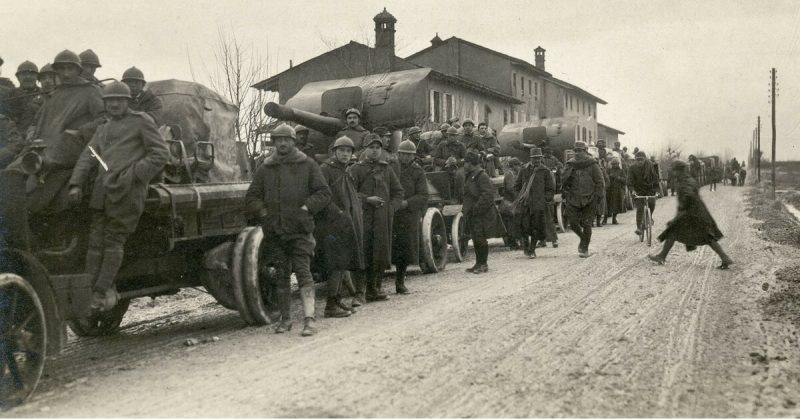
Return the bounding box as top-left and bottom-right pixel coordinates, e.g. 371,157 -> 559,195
67,186 -> 82,207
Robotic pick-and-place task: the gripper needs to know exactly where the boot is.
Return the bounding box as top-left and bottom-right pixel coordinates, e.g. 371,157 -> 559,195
352,271 -> 367,306
337,297 -> 356,314
648,254 -> 666,265
301,317 -> 317,337
612,215 -> 618,225
595,215 -> 603,227
274,276 -> 292,333
709,241 -> 734,270
395,265 -> 409,294
94,249 -> 124,294
602,215 -> 608,225
528,247 -> 537,259
300,285 -> 317,336
366,271 -> 389,302
324,297 -> 351,318
89,288 -> 119,313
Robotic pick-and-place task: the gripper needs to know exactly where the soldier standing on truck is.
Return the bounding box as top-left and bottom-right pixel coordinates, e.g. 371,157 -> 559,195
38,63 -> 58,95
562,141 -> 604,258
67,81 -> 169,312
79,49 -> 102,85
121,67 -> 162,126
392,139 -> 428,294
433,126 -> 466,200
337,108 -> 369,153
405,126 -> 433,165
245,123 -> 331,336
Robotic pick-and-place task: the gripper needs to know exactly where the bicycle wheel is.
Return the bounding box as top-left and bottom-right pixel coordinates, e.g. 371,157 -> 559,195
638,206 -> 645,243
645,206 -> 653,246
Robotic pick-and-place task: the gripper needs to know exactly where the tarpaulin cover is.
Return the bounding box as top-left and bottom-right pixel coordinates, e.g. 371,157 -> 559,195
147,80 -> 241,182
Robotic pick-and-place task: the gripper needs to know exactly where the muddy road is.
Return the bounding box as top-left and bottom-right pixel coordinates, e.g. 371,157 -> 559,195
9,186 -> 800,417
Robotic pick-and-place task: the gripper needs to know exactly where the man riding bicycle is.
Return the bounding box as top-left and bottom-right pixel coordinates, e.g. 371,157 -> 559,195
627,151 -> 660,235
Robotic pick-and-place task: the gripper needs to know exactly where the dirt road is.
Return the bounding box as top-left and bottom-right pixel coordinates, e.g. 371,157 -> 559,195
9,185 -> 800,417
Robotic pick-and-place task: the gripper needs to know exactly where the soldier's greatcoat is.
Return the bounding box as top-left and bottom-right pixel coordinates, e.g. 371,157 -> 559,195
314,160 -> 365,272
463,166 -> 502,240
129,89 -> 163,126
392,161 -> 428,266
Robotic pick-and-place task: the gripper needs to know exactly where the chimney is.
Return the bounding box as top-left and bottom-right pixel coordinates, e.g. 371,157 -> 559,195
374,7 -> 397,55
431,32 -> 444,47
534,46 -> 546,71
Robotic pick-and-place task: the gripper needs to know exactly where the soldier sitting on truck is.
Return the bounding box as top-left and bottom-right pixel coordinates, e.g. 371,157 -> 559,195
121,66 -> 163,126
336,108 -> 369,153
405,126 -> 433,166
432,126 -> 466,200
67,81 -> 169,312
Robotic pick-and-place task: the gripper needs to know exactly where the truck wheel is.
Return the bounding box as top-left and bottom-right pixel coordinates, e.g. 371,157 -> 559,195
420,208 -> 448,273
231,227 -> 257,325
0,273 -> 46,407
450,211 -> 469,262
240,227 -> 270,325
200,242 -> 237,310
68,300 -> 130,337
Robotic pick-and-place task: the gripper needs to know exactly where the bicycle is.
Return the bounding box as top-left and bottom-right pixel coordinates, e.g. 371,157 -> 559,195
633,195 -> 658,246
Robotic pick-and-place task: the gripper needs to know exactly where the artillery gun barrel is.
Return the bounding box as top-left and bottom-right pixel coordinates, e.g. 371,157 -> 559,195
263,102 -> 345,136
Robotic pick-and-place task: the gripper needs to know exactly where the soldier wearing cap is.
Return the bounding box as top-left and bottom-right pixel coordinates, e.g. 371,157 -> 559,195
562,140 -> 604,258
627,150 -> 659,236
337,108 -> 369,153
245,123 -> 331,336
463,150 -> 499,274
392,139 -> 428,294
68,81 -> 169,313
79,49 -> 102,84
121,66 -> 162,126
7,61 -> 43,132
314,136 -> 364,318
513,147 -> 555,258
348,133 -> 404,303
293,124 -> 315,158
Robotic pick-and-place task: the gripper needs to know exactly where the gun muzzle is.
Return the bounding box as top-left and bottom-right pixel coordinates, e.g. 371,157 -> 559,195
20,151 -> 43,175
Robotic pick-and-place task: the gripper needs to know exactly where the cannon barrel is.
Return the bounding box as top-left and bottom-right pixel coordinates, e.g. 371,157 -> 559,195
263,102 -> 345,136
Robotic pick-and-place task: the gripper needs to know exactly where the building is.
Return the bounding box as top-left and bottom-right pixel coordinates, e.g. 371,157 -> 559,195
406,37 -> 607,142
597,123 -> 626,145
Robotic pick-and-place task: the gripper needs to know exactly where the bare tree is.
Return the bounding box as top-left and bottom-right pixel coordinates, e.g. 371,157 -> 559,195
205,26 -> 276,165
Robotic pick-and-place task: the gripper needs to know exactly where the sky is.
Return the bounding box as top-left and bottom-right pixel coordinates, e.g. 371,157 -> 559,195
3,0 -> 800,161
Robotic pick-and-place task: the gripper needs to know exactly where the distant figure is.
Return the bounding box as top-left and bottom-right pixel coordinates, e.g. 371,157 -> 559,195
733,171 -> 740,186
649,160 -> 734,269
562,141 -> 605,258
739,165 -> 747,186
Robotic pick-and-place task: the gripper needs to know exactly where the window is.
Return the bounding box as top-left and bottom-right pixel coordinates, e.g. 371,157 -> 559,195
520,76 -> 524,96
473,100 -> 480,120
513,73 -> 517,95
503,109 -> 509,125
444,93 -> 454,121
582,127 -> 587,140
484,105 -> 492,125
430,90 -> 441,123
588,130 -> 593,142
564,94 -> 568,108
534,82 -> 538,101
575,125 -> 580,141
570,96 -> 573,111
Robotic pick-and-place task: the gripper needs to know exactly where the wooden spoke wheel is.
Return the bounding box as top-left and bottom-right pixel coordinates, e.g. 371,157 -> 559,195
68,299 -> 130,337
450,211 -> 469,262
0,273 -> 46,408
420,208 -> 448,273
240,228 -> 270,325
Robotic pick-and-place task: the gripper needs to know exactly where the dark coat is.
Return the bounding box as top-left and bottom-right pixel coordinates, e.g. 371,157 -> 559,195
606,165 -> 627,214
314,160 -> 365,272
562,153 -> 604,208
513,163 -> 555,237
337,126 -> 369,152
658,173 -> 723,248
8,86 -> 44,132
0,114 -> 24,169
463,166 -> 503,240
69,111 -> 169,233
348,159 -> 404,271
628,159 -> 659,196
129,89 -> 163,126
432,140 -> 466,168
392,161 -> 429,266
245,148 -> 331,255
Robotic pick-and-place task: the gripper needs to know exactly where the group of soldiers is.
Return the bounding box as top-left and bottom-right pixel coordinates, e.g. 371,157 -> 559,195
0,50 -> 168,312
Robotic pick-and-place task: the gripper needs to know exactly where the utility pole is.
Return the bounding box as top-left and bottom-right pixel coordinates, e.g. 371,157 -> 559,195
770,68 -> 777,199
757,115 -> 761,182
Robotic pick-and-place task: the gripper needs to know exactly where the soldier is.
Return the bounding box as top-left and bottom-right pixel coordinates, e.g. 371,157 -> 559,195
628,151 -> 659,236
433,126 -> 466,200
245,123 -> 331,336
0,114 -> 24,169
348,133 -> 404,303
392,139 -> 429,294
513,147 -> 555,258
438,123 -> 451,143
562,141 -> 604,258
540,146 -> 563,248
372,126 -> 400,174
429,130 -> 444,150
739,164 -> 747,186
293,125 -> 315,158
315,136 -> 364,318
460,119 -> 482,151
337,108 -> 369,153
79,49 -> 102,84
406,126 -> 433,163
8,61 -> 43,133
500,157 -> 522,250
463,151 -> 498,273
67,81 -> 169,312
606,158 -> 627,224
121,66 -> 163,126
38,63 -> 58,94
475,121 -> 501,175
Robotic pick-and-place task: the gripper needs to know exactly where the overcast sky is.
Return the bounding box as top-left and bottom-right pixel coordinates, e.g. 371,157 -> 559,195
3,0 -> 799,161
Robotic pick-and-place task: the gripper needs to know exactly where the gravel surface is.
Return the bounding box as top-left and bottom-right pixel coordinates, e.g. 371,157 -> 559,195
7,185 -> 800,417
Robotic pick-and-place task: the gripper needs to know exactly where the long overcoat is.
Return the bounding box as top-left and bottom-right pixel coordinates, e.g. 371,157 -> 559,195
463,166 -> 504,240
129,89 -> 163,126
606,165 -> 627,215
392,161 -> 429,266
348,159 -> 404,271
658,173 -> 723,248
314,160 -> 365,272
513,163 -> 555,238
69,111 -> 169,233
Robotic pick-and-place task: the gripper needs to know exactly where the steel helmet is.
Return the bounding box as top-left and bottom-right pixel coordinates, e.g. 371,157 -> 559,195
364,133 -> 383,148
271,123 -> 296,140
332,136 -> 355,150
397,139 -> 417,154
53,50 -> 82,69
15,61 -> 38,75
38,63 -> 56,77
79,49 -> 101,67
407,126 -> 421,135
102,81 -> 132,99
462,118 -> 475,127
446,126 -> 458,135
294,124 -> 309,134
121,66 -> 145,82
431,131 -> 443,141
439,123 -> 450,131
345,108 -> 361,118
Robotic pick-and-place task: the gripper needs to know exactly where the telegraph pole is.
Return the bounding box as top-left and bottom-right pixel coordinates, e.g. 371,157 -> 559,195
757,115 -> 761,182
770,68 -> 777,199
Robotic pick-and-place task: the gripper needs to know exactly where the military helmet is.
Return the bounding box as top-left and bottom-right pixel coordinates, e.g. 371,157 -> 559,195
462,118 -> 475,127
332,136 -> 355,150
102,81 -> 132,99
364,133 -> 383,148
121,66 -> 145,82
345,108 -> 361,118
397,139 -> 417,154
439,123 -> 451,131
271,123 -> 296,140
574,141 -> 587,150
79,49 -> 101,67
294,124 -> 309,134
431,131 -> 443,141
530,147 -> 543,157
407,126 -> 421,135
464,151 -> 481,165
38,63 -> 56,77
16,61 -> 38,75
446,126 -> 458,135
671,160 -> 688,171
53,50 -> 82,69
